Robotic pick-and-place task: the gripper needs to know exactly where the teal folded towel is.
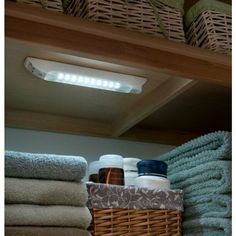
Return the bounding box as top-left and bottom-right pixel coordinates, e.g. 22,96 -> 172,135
184,194 -> 231,218
5,151 -> 87,182
156,132 -> 232,236
157,131 -> 231,175
169,161 -> 231,197
183,217 -> 231,236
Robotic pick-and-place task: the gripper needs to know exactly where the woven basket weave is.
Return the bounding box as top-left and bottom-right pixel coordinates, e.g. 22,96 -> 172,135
186,10 -> 231,54
16,0 -> 63,12
65,0 -> 185,43
64,0 -> 88,17
89,208 -> 182,236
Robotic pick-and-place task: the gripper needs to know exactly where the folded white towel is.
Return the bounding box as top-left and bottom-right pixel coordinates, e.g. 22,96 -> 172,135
5,205 -> 92,230
5,178 -> 88,206
5,226 -> 92,236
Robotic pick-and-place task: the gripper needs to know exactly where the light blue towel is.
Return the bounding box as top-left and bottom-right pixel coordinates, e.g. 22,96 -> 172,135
157,131 -> 231,175
156,132 -> 232,236
5,150 -> 87,182
169,161 -> 231,198
183,217 -> 232,236
184,194 -> 231,218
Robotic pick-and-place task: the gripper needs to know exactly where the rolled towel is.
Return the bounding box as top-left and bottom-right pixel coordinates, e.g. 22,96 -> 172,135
5,226 -> 92,236
5,178 -> 88,206
183,217 -> 231,236
5,150 -> 87,181
157,131 -> 231,175
169,161 -> 231,197
184,194 -> 231,218
5,204 -> 92,229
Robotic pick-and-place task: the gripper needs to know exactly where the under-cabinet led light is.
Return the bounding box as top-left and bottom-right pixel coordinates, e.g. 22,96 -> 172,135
24,57 -> 147,94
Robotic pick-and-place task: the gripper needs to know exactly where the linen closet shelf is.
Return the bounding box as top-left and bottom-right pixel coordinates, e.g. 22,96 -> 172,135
5,0 -> 231,146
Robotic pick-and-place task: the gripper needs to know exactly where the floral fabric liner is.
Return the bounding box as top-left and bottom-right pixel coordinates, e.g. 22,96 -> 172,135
86,183 -> 183,212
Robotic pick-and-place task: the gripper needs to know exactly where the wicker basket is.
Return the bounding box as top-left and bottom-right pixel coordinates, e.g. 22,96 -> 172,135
89,208 -> 182,236
16,0 -> 63,12
185,10 -> 232,54
64,0 -> 88,17
87,183 -> 183,236
65,0 -> 185,43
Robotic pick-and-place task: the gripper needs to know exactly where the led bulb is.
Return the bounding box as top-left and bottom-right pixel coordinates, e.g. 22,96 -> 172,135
96,80 -> 102,86
78,76 -> 84,83
91,78 -> 96,85
84,77 -> 90,84
108,82 -> 114,88
115,82 -> 120,89
103,81 -> 108,87
71,75 -> 77,82
57,73 -> 64,80
65,74 -> 70,81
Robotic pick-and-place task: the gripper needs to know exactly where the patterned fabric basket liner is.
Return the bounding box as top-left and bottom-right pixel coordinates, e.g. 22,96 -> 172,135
65,0 -> 186,43
16,0 -> 63,12
87,183 -> 183,236
186,11 -> 231,55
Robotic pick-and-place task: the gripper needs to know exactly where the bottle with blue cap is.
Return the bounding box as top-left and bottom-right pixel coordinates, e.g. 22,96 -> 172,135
136,160 -> 170,190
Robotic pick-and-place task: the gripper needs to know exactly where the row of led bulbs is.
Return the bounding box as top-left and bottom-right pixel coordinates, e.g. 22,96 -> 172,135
56,73 -> 121,89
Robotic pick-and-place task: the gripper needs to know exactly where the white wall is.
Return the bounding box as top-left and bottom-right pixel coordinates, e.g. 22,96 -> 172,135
5,128 -> 175,178
5,128 -> 175,160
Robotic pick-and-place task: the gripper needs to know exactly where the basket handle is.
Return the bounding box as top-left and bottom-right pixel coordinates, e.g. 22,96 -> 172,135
147,0 -> 168,39
40,0 -> 47,8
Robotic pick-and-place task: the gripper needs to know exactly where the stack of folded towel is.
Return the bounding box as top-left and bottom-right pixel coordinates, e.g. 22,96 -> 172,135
5,150 -> 92,236
157,131 -> 231,236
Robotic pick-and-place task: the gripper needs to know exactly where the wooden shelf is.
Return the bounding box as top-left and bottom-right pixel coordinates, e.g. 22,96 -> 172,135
5,1 -> 232,145
6,1 -> 231,86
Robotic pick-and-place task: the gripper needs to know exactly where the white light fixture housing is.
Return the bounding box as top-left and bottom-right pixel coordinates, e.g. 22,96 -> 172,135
24,57 -> 147,94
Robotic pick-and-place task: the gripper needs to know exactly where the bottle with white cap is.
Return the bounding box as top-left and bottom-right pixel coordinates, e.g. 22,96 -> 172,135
88,161 -> 100,183
123,157 -> 141,186
99,154 -> 124,185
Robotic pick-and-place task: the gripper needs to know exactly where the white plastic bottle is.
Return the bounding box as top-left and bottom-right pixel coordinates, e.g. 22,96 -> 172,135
123,157 -> 141,186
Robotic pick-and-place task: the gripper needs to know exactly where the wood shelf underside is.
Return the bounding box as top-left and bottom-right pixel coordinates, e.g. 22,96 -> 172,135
5,2 -> 231,145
